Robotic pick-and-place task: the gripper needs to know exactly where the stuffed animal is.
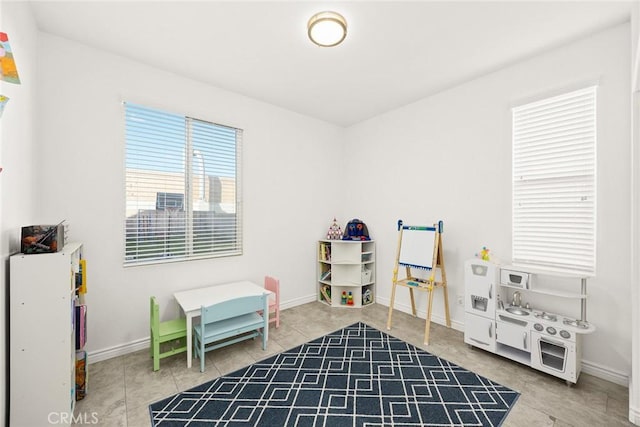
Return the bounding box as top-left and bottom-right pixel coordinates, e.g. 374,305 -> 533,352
342,218 -> 370,241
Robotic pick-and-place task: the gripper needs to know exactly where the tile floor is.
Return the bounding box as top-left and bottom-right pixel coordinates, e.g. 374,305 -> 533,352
74,302 -> 634,426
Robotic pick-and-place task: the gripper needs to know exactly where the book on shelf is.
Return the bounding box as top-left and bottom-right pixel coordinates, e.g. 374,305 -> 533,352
75,350 -> 87,401
77,259 -> 87,294
319,242 -> 332,261
75,304 -> 87,349
320,285 -> 331,303
320,270 -> 332,281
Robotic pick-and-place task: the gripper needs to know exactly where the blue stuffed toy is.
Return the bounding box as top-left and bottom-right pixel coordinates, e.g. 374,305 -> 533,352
342,219 -> 371,241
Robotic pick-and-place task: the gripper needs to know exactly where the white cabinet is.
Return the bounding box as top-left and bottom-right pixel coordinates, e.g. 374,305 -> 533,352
464,312 -> 496,352
496,315 -> 530,352
318,240 -> 375,308
10,242 -> 84,427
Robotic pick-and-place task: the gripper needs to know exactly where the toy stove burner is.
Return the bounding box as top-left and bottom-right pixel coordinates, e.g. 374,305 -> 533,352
534,312 -> 557,322
563,318 -> 590,329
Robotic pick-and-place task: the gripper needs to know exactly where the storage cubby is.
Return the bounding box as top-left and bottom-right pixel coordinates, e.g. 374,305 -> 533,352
362,284 -> 374,306
332,286 -> 362,307
317,240 -> 375,308
10,243 -> 87,426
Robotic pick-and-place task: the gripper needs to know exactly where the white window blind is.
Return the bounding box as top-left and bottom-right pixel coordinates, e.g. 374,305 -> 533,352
512,86 -> 596,276
124,103 -> 242,266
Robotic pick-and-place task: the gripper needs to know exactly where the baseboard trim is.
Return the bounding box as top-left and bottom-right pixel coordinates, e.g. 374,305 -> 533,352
581,359 -> 629,387
378,297 -> 631,387
629,377 -> 640,425
629,405 -> 640,425
87,294 -> 319,364
86,296 -> 631,392
88,337 -> 149,364
376,296 -> 464,332
281,294 -> 316,310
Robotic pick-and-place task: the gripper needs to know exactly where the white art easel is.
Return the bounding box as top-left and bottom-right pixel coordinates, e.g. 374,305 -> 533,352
386,219 -> 451,345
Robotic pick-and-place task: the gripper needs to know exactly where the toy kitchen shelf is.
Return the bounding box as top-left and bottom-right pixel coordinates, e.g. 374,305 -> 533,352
464,259 -> 596,384
500,264 -> 593,323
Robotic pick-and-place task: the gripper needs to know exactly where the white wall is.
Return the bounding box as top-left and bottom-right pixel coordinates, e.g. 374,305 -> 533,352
629,2 -> 640,423
35,33 -> 345,359
344,24 -> 632,382
1,2 -> 40,424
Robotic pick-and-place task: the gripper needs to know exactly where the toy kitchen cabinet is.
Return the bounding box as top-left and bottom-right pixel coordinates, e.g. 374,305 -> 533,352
464,260 -> 499,353
464,259 -> 596,384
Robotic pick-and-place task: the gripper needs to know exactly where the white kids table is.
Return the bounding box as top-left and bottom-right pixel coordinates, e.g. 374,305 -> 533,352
174,280 -> 272,368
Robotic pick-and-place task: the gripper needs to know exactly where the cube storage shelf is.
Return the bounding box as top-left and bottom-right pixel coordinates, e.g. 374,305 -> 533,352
10,242 -> 86,427
318,239 -> 375,308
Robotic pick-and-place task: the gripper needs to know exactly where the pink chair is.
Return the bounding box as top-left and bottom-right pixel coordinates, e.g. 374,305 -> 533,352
264,276 -> 280,328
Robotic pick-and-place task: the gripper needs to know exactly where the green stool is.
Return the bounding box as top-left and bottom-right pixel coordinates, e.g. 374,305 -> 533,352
150,296 -> 187,371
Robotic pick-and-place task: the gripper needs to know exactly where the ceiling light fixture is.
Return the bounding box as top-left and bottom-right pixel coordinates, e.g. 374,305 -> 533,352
307,11 -> 347,47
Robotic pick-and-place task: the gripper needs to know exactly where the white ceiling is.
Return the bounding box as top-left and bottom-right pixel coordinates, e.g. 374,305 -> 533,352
28,1 -> 632,127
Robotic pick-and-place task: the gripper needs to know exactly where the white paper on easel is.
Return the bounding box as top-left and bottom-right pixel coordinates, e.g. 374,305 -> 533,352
399,228 -> 436,270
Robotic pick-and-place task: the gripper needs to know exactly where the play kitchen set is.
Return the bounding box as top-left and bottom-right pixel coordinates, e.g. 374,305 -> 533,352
464,259 -> 595,385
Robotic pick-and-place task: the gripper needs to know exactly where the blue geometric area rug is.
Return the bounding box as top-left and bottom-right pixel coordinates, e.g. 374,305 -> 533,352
149,322 -> 519,426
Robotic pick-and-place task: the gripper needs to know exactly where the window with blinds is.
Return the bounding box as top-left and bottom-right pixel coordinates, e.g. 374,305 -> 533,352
511,86 -> 596,276
124,103 -> 242,266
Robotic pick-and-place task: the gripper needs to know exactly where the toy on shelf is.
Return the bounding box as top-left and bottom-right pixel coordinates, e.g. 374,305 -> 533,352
347,291 -> 354,306
326,218 -> 343,240
342,218 -> 370,241
476,246 -> 490,261
341,291 -> 347,305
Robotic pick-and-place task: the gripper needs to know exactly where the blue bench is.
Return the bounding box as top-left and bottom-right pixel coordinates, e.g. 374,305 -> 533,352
193,294 -> 269,372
